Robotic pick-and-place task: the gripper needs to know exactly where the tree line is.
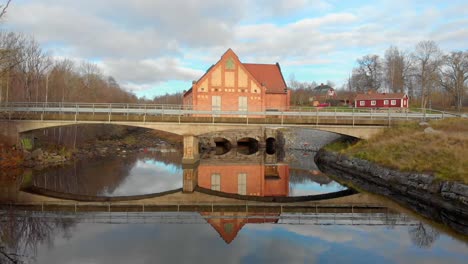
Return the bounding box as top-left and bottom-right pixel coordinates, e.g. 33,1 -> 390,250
347,41 -> 467,111
0,32 -> 140,104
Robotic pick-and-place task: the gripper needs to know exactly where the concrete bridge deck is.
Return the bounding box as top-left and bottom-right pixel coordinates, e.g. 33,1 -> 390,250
1,102 -> 456,163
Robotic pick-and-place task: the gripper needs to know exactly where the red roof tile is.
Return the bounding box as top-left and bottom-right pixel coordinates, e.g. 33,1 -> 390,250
243,63 -> 288,94
355,93 -> 407,101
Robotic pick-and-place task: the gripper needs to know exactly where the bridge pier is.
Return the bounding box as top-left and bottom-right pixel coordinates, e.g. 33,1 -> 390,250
182,135 -> 200,164
182,162 -> 199,193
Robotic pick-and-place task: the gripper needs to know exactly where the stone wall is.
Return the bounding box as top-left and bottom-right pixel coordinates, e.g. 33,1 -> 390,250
315,149 -> 468,235
279,128 -> 342,151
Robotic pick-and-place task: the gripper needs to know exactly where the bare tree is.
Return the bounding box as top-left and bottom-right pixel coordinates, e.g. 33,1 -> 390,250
439,51 -> 468,111
384,46 -> 413,93
351,54 -> 383,92
0,32 -> 27,103
0,0 -> 12,20
16,37 -> 51,102
413,40 -> 442,109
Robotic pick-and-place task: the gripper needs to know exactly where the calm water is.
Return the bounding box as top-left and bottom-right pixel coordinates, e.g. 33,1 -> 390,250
0,149 -> 467,264
27,149 -> 346,197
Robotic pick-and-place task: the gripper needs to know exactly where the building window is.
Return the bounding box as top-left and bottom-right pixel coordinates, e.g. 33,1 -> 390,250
211,173 -> 220,191
384,100 -> 389,105
359,101 -> 365,106
391,100 -> 397,105
226,58 -> 235,70
238,173 -> 247,195
371,100 -> 376,106
403,100 -> 407,106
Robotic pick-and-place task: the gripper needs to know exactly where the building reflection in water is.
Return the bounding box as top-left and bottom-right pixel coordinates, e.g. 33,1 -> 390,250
189,149 -> 290,197
200,212 -> 280,244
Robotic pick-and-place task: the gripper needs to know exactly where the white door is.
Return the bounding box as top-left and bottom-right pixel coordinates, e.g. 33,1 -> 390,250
212,96 -> 221,116
238,96 -> 247,117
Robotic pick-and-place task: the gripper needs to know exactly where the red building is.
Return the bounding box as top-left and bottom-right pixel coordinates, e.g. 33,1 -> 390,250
197,163 -> 289,197
183,49 -> 290,113
354,93 -> 409,108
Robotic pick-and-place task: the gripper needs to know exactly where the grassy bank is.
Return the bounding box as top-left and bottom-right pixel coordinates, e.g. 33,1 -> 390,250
326,118 -> 468,184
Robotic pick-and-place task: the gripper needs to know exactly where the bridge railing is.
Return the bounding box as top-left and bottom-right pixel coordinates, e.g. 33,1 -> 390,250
0,101 -> 455,124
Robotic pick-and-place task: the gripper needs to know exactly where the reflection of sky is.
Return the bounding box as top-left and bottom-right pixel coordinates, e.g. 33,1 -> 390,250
31,214 -> 468,264
289,181 -> 346,196
102,159 -> 182,196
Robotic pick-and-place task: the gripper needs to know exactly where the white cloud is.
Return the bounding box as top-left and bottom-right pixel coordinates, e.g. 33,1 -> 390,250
3,0 -> 468,96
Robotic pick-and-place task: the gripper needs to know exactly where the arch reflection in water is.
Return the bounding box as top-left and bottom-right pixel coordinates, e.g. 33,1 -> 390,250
236,137 -> 259,155
266,137 -> 276,155
213,137 -> 231,155
193,149 -> 346,197
29,151 -> 183,197
26,149 -> 345,199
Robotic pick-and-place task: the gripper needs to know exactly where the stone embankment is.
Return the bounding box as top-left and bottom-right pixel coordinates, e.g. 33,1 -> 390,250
315,149 -> 468,235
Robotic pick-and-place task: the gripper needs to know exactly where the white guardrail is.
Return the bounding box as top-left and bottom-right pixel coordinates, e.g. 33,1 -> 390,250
0,102 -> 458,122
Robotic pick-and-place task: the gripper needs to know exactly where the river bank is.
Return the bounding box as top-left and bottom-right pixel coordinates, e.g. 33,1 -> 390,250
315,118 -> 468,235
316,149 -> 468,235
0,127 -> 183,174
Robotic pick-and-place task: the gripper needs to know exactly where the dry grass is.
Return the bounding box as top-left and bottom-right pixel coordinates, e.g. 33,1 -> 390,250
336,118 -> 468,183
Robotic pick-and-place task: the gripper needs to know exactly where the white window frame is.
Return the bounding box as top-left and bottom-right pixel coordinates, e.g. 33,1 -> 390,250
384,100 -> 389,105
391,100 -> 397,106
371,100 -> 376,106
359,101 -> 365,106
238,173 -> 247,195
211,173 -> 220,191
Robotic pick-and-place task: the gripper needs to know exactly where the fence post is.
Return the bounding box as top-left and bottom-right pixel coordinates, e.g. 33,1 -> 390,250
352,108 -> 355,127
316,107 -> 318,126
108,104 -> 111,123
387,108 -> 391,127
126,104 -> 129,120
75,103 -> 78,123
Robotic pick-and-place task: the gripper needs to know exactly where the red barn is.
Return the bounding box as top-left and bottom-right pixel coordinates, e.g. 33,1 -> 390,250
354,93 -> 409,108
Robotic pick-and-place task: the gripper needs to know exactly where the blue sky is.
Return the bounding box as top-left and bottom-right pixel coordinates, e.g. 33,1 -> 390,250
3,0 -> 468,98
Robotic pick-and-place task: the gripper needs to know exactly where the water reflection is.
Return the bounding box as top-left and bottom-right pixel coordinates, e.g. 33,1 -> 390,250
30,151 -> 182,197
0,209 -> 466,264
26,149 -> 346,198
196,149 -> 345,197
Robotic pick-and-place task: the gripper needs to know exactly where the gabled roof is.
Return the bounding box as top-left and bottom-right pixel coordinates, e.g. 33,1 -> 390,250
184,49 -> 288,96
314,84 -> 333,93
355,93 -> 407,101
243,63 -> 288,94
201,212 -> 279,244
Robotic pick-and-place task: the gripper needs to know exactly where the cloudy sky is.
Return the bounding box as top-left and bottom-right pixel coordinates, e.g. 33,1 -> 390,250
3,0 -> 468,98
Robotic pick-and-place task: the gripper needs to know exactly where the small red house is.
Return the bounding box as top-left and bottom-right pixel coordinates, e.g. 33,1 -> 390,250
354,93 -> 409,108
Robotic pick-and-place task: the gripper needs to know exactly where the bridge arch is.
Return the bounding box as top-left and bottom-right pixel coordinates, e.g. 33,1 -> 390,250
2,120 -> 384,140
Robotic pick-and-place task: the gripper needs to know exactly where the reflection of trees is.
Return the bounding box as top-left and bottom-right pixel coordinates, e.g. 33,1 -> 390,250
408,222 -> 440,248
383,213 -> 398,230
0,210 -> 77,263
32,151 -> 183,196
